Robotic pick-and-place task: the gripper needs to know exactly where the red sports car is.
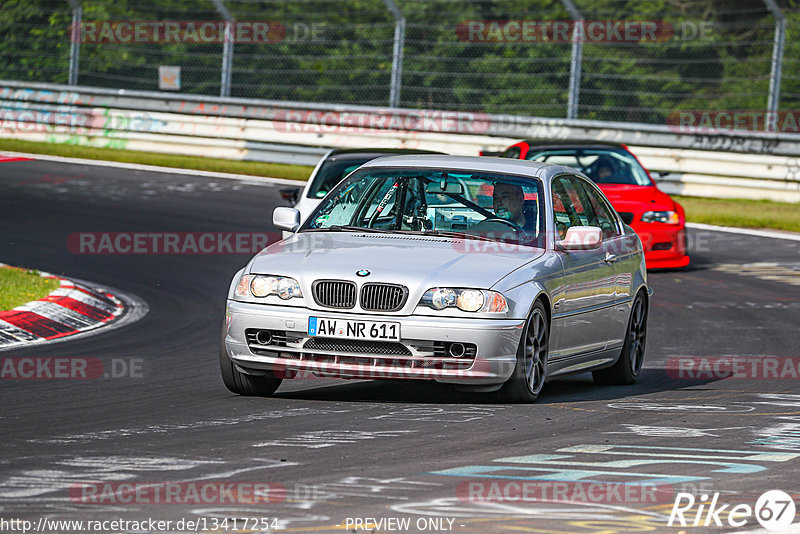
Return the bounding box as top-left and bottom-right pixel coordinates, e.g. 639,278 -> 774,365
491,141 -> 689,269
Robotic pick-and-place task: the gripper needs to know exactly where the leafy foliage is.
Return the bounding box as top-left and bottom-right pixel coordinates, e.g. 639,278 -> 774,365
1,0 -> 797,123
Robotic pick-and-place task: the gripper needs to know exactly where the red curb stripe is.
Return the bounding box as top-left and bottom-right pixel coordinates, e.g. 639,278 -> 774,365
58,284 -> 118,310
0,155 -> 32,163
52,286 -> 118,313
0,310 -> 79,339
41,296 -> 112,322
72,285 -> 117,307
29,302 -> 101,329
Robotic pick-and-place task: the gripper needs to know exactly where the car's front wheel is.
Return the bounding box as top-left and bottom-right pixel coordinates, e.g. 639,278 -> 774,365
593,290 -> 647,386
497,301 -> 549,403
219,324 -> 282,396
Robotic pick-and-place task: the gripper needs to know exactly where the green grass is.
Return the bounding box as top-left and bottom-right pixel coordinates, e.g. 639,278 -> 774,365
0,267 -> 60,311
0,138 -> 314,181
674,195 -> 800,233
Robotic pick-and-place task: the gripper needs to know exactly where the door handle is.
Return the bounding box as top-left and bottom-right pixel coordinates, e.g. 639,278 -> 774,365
554,298 -> 565,309
604,253 -> 617,264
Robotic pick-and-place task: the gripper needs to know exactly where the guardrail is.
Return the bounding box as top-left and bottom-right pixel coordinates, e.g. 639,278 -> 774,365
2,80 -> 800,202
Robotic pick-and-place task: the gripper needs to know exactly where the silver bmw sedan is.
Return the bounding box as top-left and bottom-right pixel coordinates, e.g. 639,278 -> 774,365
221,155 -> 650,403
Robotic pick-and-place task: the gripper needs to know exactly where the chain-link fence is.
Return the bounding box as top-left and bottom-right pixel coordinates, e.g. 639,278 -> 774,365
2,0 -> 800,125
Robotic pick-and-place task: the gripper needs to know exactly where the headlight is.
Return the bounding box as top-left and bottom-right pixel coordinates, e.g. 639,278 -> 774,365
250,275 -> 277,297
235,274 -> 302,300
641,211 -> 680,224
421,288 -> 508,313
277,277 -> 301,300
430,288 -> 457,310
456,289 -> 484,312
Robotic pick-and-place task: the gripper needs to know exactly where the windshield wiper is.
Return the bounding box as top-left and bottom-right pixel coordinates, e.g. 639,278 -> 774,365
303,225 -> 392,233
395,229 -> 500,242
301,227 -> 345,232
330,225 -> 395,233
430,230 -> 503,242
308,227 -> 502,241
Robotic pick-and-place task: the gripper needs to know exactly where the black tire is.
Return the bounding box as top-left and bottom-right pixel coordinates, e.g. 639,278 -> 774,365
593,291 -> 648,386
496,300 -> 549,403
220,324 -> 282,396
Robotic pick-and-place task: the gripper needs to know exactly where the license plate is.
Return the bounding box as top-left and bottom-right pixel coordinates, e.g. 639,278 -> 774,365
308,317 -> 400,341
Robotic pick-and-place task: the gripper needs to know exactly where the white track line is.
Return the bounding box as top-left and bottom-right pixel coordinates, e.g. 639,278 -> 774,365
0,150 -> 307,186
687,222 -> 800,242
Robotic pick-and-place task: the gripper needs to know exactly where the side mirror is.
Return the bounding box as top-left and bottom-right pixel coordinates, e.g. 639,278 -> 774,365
558,226 -> 603,250
279,187 -> 301,206
273,207 -> 301,233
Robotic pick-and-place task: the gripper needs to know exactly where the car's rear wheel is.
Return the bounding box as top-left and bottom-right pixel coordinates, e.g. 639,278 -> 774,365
497,301 -> 549,403
593,291 -> 647,386
219,324 -> 282,396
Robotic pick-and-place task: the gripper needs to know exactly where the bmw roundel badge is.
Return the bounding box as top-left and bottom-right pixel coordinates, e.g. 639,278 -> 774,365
356,269 -> 370,277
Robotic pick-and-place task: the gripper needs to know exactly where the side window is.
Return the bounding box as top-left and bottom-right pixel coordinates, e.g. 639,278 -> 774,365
577,179 -> 620,238
502,146 -> 521,159
569,178 -> 599,228
552,176 -> 587,239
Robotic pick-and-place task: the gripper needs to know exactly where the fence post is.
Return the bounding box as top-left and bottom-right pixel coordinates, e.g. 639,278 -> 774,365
560,0 -> 583,120
763,0 -> 785,127
383,0 -> 405,108
210,0 -> 234,97
66,0 -> 82,85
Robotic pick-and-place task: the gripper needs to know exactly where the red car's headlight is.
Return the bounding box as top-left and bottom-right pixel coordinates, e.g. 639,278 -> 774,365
641,211 -> 680,224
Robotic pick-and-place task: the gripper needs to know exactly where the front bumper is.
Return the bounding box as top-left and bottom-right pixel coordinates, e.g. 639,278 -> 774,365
635,225 -> 690,269
224,300 -> 524,385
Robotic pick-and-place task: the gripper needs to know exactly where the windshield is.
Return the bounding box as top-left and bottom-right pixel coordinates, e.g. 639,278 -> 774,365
302,168 -> 545,246
526,148 -> 652,186
307,158 -> 372,199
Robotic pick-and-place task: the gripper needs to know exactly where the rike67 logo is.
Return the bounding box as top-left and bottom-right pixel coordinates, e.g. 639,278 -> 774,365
668,490 -> 796,530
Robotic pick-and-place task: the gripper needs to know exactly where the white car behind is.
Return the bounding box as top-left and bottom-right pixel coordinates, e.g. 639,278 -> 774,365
280,148 -> 444,237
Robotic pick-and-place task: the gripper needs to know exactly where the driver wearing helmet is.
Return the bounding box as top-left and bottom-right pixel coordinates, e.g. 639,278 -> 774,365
591,155 -> 616,183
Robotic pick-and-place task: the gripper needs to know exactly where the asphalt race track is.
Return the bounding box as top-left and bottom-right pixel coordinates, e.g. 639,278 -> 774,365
2,157 -> 800,533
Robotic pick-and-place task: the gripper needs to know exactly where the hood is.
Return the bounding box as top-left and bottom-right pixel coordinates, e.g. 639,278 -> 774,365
598,184 -> 676,214
249,232 -> 543,306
